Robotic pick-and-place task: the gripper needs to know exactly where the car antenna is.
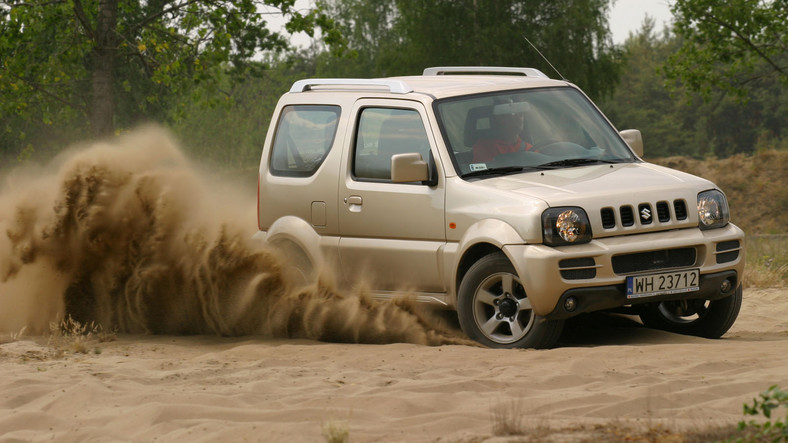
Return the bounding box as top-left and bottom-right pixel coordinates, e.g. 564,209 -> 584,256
522,35 -> 566,81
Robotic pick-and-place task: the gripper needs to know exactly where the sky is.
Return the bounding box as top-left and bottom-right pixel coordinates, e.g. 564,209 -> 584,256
608,0 -> 674,43
272,0 -> 676,48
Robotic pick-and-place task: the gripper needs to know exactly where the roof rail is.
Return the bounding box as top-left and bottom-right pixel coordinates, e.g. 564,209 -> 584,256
289,78 -> 413,94
422,66 -> 550,79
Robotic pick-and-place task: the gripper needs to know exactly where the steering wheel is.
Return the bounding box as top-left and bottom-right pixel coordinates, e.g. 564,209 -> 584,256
530,140 -> 585,155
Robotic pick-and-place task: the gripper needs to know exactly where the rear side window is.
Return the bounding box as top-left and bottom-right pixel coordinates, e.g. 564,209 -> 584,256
270,105 -> 340,177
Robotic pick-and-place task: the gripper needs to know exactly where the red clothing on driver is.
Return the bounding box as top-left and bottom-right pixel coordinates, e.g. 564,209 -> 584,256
473,137 -> 533,162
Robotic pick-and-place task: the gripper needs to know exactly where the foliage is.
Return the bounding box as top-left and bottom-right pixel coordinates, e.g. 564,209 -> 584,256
735,385 -> 788,442
665,0 -> 788,99
3,1 -> 787,166
171,53 -> 319,170
601,19 -> 788,158
319,0 -> 621,100
0,0 -> 343,151
601,19 -> 700,158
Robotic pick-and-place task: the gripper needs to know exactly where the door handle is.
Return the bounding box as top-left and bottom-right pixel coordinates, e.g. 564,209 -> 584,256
345,195 -> 363,212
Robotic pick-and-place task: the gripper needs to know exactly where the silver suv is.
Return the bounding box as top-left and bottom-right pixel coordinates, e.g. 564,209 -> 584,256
255,66 -> 744,348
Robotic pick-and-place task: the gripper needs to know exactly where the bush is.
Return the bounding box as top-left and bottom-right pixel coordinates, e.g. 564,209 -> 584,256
736,385 -> 788,442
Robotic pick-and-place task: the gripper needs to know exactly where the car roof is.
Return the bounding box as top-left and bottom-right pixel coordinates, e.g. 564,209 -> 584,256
287,67 -> 572,101
391,74 -> 570,99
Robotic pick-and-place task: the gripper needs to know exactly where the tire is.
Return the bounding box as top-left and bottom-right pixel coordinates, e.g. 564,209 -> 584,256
639,284 -> 742,339
271,240 -> 314,287
457,252 -> 564,349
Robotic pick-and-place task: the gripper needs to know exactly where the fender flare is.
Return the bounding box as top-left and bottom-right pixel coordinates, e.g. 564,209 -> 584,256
256,216 -> 324,268
450,218 -> 526,302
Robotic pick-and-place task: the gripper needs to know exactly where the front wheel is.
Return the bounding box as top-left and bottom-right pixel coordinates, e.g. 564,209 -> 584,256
457,252 -> 564,349
639,284 -> 742,338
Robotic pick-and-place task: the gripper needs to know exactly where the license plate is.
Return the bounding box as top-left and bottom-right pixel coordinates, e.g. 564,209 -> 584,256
626,269 -> 700,299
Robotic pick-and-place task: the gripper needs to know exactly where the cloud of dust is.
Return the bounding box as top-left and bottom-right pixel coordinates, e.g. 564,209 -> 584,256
0,125 -> 467,345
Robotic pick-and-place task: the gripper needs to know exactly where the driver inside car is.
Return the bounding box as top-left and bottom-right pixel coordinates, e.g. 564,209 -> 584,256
472,100 -> 533,162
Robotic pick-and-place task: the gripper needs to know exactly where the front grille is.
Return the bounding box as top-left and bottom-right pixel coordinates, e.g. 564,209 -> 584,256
674,200 -> 688,220
620,206 -> 635,226
601,208 -> 616,229
559,257 -> 596,280
656,201 -> 670,222
612,248 -> 696,274
716,240 -> 741,264
599,199 -> 690,229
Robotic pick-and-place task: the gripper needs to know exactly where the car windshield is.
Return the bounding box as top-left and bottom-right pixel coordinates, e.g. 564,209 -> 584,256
434,87 -> 636,178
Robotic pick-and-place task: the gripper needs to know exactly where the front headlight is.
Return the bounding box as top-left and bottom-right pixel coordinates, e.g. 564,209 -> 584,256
697,190 -> 730,230
542,207 -> 592,246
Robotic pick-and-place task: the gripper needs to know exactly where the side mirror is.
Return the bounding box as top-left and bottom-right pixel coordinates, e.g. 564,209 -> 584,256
391,153 -> 429,183
620,129 -> 643,157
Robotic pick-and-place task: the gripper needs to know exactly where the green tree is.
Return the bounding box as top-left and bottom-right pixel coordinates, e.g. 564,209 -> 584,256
172,51 -> 320,169
665,0 -> 788,98
0,0 -> 342,146
319,0 -> 621,99
601,19 -> 704,158
603,18 -> 788,159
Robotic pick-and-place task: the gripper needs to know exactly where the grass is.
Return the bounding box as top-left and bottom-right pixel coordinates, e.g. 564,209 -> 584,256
487,386 -> 788,443
577,422 -> 740,442
47,316 -> 117,356
745,235 -> 788,288
0,327 -> 27,345
491,399 -> 527,436
484,416 -> 741,442
322,420 -> 349,443
486,411 -> 753,442
0,318 -> 116,361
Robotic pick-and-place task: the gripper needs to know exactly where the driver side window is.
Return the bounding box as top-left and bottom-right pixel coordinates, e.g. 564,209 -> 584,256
353,107 -> 430,181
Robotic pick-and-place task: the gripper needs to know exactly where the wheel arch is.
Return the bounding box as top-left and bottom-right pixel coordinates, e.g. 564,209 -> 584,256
260,216 -> 324,269
455,243 -> 500,296
452,218 -> 526,303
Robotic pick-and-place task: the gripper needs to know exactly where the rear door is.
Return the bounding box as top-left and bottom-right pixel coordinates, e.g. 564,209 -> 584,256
338,100 -> 446,292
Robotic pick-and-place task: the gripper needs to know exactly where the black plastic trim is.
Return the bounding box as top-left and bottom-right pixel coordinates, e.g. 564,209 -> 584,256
544,270 -> 739,320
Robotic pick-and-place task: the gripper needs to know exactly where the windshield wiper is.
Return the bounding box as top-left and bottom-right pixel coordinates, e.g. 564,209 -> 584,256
462,166 -> 531,179
535,158 -> 628,169
462,158 -> 630,178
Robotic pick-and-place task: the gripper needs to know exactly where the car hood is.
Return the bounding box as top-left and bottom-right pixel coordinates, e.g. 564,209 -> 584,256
465,161 -> 716,238
472,162 -> 714,206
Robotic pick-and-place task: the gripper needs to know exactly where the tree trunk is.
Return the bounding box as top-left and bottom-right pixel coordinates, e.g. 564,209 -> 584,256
90,0 -> 118,138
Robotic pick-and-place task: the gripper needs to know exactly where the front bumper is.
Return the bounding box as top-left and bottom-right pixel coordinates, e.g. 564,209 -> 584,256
502,224 -> 745,318
543,269 -> 738,320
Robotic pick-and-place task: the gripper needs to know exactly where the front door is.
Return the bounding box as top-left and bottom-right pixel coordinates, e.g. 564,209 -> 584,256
338,100 -> 446,293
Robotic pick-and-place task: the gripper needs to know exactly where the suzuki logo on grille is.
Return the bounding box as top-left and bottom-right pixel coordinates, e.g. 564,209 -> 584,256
640,207 -> 652,220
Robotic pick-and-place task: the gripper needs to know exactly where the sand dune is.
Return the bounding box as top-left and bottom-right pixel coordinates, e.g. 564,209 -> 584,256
1,287 -> 785,442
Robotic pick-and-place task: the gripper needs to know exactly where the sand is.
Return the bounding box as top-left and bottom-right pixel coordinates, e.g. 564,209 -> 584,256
0,287 -> 785,442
